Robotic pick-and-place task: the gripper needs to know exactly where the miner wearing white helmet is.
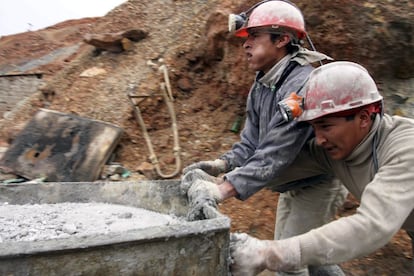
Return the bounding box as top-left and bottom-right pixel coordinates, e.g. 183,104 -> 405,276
229,61 -> 414,275
182,1 -> 347,275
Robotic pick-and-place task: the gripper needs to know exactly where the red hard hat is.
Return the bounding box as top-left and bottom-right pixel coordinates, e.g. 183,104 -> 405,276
235,1 -> 306,39
298,61 -> 383,121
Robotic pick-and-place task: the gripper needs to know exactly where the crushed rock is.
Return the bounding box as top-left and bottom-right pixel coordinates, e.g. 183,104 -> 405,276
0,202 -> 183,243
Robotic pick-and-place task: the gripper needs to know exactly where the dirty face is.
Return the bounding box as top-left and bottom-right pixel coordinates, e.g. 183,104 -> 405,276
309,111 -> 372,160
243,30 -> 282,73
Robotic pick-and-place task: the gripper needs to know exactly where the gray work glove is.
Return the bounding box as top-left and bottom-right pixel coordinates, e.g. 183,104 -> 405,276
229,233 -> 301,275
180,168 -> 223,195
182,159 -> 229,177
186,179 -> 223,221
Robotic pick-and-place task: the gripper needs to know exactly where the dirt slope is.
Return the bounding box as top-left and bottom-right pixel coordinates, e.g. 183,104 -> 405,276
0,0 -> 413,274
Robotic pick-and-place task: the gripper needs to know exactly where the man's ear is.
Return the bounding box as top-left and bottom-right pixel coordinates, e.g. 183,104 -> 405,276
358,109 -> 372,128
276,35 -> 291,48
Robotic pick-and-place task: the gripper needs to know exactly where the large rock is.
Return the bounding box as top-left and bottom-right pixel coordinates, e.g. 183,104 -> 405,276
83,29 -> 148,52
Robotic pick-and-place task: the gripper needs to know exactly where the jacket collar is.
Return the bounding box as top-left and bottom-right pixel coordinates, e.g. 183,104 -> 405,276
345,114 -> 381,166
255,47 -> 333,88
256,54 -> 292,88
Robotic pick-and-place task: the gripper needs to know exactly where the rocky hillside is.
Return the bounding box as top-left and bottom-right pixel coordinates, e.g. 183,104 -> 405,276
0,0 -> 413,173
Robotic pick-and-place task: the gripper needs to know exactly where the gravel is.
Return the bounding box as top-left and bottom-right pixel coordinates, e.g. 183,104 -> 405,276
0,202 -> 182,243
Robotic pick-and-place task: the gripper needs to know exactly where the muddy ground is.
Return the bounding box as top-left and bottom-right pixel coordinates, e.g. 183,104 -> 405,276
0,0 -> 413,274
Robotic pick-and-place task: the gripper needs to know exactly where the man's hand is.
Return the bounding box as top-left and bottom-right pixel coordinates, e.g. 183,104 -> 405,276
182,159 -> 228,176
229,233 -> 269,276
181,168 -> 223,195
229,233 -> 301,275
186,179 -> 223,221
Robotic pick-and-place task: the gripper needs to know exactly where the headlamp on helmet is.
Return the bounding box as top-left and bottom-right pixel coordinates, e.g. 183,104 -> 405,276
228,12 -> 247,33
278,92 -> 304,122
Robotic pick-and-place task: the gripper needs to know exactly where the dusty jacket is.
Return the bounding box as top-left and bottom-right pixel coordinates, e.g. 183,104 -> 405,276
272,114 -> 414,265
220,50 -> 330,200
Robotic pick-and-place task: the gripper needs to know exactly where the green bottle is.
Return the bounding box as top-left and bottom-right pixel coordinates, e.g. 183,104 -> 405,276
230,116 -> 243,133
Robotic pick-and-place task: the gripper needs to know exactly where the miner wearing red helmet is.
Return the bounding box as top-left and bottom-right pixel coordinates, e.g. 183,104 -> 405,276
182,1 -> 347,276
229,61 -> 414,275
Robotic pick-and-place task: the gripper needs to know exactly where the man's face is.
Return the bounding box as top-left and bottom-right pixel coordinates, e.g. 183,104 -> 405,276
309,113 -> 370,160
243,30 -> 281,73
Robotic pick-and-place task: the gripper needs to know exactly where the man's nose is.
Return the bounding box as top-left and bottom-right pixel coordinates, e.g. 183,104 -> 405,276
314,131 -> 327,146
243,39 -> 251,49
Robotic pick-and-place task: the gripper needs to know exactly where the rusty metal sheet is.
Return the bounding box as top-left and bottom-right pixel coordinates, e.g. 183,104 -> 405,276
0,109 -> 123,181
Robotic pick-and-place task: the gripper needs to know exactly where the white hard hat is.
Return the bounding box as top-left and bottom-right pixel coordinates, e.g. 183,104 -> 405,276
234,1 -> 306,40
299,61 -> 383,121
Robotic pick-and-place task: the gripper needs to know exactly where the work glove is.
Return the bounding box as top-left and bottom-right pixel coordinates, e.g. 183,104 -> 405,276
180,168 -> 223,195
186,179 -> 223,221
182,159 -> 229,177
229,233 -> 301,276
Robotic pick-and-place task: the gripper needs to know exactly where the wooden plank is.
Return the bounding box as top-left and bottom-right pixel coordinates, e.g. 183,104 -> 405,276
0,109 -> 123,182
